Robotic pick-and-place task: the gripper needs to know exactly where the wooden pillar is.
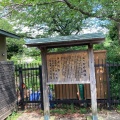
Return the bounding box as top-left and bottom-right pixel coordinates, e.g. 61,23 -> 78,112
0,36 -> 7,61
40,47 -> 50,120
88,44 -> 98,120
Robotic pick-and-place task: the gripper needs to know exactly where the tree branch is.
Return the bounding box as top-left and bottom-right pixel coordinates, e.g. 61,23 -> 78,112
63,0 -> 120,23
1,0 -> 120,23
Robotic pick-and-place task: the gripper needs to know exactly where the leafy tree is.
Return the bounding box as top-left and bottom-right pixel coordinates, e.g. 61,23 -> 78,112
0,0 -> 120,41
0,0 -> 120,60
1,0 -> 119,22
108,22 -> 119,41
7,39 -> 24,59
0,0 -> 87,37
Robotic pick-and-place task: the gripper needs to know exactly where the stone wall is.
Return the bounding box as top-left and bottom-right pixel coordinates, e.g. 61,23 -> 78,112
0,61 -> 16,120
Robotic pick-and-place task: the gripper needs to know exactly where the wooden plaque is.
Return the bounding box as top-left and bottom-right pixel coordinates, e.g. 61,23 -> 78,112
47,51 -> 90,84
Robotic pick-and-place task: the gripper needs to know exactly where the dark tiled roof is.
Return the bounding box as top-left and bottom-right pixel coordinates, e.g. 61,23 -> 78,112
25,33 -> 105,48
0,29 -> 20,39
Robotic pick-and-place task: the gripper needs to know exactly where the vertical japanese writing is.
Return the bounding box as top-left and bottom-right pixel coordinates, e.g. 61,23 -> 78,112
47,51 -> 89,83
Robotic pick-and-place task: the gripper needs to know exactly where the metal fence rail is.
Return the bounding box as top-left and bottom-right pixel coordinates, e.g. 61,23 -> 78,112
15,62 -> 120,110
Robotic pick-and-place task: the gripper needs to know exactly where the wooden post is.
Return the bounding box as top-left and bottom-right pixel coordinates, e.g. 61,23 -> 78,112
88,44 -> 98,120
39,65 -> 44,110
40,47 -> 50,120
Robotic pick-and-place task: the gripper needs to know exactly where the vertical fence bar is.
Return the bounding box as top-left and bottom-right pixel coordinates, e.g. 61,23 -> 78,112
32,64 -> 35,104
35,63 -> 39,106
98,59 -> 101,104
115,62 -> 117,107
19,67 -> 24,110
106,61 -> 111,110
118,62 -> 120,104
109,61 -> 112,107
15,65 -> 19,110
102,58 -> 105,106
24,64 -> 27,104
39,65 -> 44,110
27,64 -> 30,102
113,62 -> 115,106
116,62 -> 119,106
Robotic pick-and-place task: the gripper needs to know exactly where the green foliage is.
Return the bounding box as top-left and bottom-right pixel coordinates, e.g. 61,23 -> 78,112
7,38 -> 24,59
6,111 -> 21,120
108,22 -> 119,41
49,46 -> 87,54
1,1 -> 86,37
94,35 -> 120,62
51,109 -> 67,115
109,63 -> 120,98
51,104 -> 88,115
0,0 -> 120,64
23,47 -> 40,57
117,105 -> 120,111
79,108 -> 87,114
0,19 -> 13,32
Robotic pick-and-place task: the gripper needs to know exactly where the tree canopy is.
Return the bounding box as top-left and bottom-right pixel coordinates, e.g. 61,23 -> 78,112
0,0 -> 120,62
0,0 -> 119,37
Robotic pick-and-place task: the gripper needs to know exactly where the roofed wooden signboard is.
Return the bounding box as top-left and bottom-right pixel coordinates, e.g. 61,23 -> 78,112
25,32 -> 105,120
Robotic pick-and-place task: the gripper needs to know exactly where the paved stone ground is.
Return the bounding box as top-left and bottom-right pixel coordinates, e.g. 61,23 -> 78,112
17,110 -> 120,120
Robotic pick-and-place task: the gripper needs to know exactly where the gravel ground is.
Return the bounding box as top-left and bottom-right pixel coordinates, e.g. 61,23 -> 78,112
17,110 -> 120,120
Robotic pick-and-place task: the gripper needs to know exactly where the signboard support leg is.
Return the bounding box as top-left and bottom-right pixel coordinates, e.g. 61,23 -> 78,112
40,47 -> 50,120
88,44 -> 98,120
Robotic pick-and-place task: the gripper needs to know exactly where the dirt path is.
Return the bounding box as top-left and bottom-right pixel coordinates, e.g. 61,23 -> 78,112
17,110 -> 120,120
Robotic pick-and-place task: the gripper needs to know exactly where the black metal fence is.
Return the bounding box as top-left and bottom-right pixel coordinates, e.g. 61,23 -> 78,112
15,64 -> 43,109
108,62 -> 120,108
15,62 -> 120,110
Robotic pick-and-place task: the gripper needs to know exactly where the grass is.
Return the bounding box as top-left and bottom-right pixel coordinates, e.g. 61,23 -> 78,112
117,105 -> 120,112
51,109 -> 67,115
79,108 -> 87,114
6,111 -> 22,120
50,103 -> 88,115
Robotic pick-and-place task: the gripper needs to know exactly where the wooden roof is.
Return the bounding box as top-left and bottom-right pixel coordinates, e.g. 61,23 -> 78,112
0,29 -> 20,39
25,33 -> 105,48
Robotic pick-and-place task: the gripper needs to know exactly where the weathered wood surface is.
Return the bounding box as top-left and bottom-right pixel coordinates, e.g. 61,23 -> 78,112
0,61 -> 16,120
88,44 -> 98,119
47,51 -> 89,84
55,84 -> 78,99
40,48 -> 50,120
84,50 -> 107,99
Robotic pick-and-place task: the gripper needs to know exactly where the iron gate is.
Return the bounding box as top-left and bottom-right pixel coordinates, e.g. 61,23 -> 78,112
15,64 -> 43,110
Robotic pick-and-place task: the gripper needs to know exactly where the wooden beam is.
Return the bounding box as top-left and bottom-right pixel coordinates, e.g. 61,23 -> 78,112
88,44 -> 98,120
40,47 -> 50,120
46,81 -> 90,85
